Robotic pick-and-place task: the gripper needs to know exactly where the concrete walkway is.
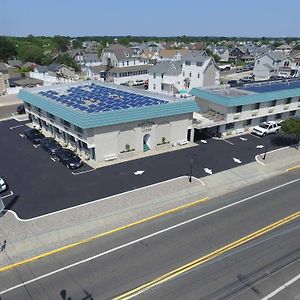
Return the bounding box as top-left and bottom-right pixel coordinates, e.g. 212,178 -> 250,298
0,145 -> 299,268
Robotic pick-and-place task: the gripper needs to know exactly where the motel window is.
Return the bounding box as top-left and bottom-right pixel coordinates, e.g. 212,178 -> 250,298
61,119 -> 70,127
47,112 -> 55,120
260,116 -> 268,122
225,123 -> 235,130
185,61 -> 191,66
197,73 -> 200,78
289,110 -> 296,116
235,105 -> 243,113
127,61 -> 129,66
75,125 -> 83,134
253,103 -> 260,110
269,100 -> 277,107
243,119 -> 252,126
275,113 -> 282,120
153,84 -> 156,90
153,73 -> 156,79
196,61 -> 203,67
285,97 -> 292,104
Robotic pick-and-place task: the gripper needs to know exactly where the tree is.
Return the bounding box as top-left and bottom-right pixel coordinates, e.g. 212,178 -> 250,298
0,36 -> 17,61
55,53 -> 80,72
72,39 -> 82,49
52,35 -> 70,52
280,118 -> 300,149
17,43 -> 45,64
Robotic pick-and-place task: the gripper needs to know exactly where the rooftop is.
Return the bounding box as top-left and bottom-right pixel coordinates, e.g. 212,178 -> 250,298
19,81 -> 199,128
191,78 -> 300,107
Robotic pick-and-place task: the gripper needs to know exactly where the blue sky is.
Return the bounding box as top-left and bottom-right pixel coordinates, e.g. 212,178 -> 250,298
1,0 -> 300,37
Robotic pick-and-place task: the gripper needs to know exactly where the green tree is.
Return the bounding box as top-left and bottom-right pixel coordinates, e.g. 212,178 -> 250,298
55,53 -> 80,72
0,36 -> 17,61
72,39 -> 82,49
52,35 -> 70,52
280,118 -> 300,148
17,43 -> 45,64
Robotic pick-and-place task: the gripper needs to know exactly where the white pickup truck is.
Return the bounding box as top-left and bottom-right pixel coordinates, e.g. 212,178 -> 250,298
252,121 -> 281,137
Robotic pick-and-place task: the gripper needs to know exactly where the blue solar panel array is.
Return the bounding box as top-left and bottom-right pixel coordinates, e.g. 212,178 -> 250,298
38,83 -> 168,113
240,80 -> 300,94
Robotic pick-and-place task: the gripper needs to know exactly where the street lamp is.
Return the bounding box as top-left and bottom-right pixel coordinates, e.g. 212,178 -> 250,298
263,141 -> 269,160
189,158 -> 194,182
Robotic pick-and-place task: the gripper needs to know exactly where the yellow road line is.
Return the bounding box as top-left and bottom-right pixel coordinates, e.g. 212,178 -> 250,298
287,165 -> 300,172
0,197 -> 209,273
115,210 -> 300,300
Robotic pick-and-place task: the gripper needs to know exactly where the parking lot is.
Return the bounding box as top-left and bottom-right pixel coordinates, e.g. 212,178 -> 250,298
1,119 -> 297,219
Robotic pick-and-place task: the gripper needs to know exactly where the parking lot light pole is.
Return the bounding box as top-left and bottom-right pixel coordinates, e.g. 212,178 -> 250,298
263,141 -> 269,160
189,158 -> 194,183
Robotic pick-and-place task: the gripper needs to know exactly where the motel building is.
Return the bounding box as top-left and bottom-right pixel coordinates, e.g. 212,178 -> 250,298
191,79 -> 300,138
18,82 -> 199,163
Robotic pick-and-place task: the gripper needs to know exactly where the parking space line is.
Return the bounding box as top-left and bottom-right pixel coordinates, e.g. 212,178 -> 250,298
9,124 -> 24,130
19,134 -> 25,138
33,145 -> 39,149
222,139 -> 234,145
1,191 -> 14,199
255,154 -> 266,166
71,168 -> 95,175
192,176 -> 205,186
250,133 -> 261,139
50,157 -> 57,162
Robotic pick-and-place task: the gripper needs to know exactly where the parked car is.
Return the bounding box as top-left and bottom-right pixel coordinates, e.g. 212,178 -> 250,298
252,121 -> 281,137
16,104 -> 26,114
24,128 -> 45,144
239,76 -> 255,83
0,177 -> 7,193
55,148 -> 83,169
134,80 -> 144,86
228,80 -> 238,86
40,138 -> 62,155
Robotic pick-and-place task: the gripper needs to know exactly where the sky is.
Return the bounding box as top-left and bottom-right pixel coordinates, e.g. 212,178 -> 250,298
1,0 -> 300,37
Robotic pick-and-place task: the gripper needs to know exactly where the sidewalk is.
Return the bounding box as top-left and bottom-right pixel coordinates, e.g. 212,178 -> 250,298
0,146 -> 299,268
0,94 -> 22,107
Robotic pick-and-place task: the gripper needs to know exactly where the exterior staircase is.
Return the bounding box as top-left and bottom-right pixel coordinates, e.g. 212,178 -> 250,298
143,143 -> 150,152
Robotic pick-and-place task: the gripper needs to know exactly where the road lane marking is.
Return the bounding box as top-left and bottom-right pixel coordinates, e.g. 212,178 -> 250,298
0,197 -> 209,273
261,273 -> 300,300
1,210 -> 299,298
1,176 -> 300,285
255,154 -> 266,166
71,168 -> 95,175
115,211 -> 300,300
287,165 -> 300,172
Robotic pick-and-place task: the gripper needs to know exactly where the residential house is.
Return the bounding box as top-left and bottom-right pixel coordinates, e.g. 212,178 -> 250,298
275,44 -> 293,55
7,59 -> 22,68
0,63 -> 9,94
290,49 -> 300,76
157,49 -> 188,61
253,51 -> 294,80
228,46 -> 253,63
87,65 -> 109,81
148,50 -> 219,95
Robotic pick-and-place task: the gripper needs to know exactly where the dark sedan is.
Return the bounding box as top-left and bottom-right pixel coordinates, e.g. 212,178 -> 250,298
55,148 -> 83,169
16,104 -> 26,114
24,128 -> 45,144
40,138 -> 62,155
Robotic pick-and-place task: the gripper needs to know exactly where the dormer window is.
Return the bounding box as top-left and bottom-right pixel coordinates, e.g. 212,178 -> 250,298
196,61 -> 202,67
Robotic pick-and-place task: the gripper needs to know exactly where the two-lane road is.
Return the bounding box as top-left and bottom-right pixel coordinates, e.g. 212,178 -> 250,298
0,172 -> 300,299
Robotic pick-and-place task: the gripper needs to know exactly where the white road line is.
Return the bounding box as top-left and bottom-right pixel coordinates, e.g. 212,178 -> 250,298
1,191 -> 14,199
33,145 -> 39,149
261,273 -> 300,300
250,133 -> 261,139
255,154 -> 266,166
9,124 -> 24,130
5,176 -> 192,221
223,139 -> 234,145
191,176 -> 205,186
50,157 -> 56,162
72,168 -> 96,175
1,178 -> 299,296
19,134 -> 25,138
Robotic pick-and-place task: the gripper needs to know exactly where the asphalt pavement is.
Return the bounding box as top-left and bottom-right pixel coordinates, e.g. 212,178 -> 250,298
0,171 -> 299,299
1,119 -> 298,219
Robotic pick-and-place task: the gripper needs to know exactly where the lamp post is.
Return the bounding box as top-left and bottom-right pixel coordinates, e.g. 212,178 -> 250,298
263,141 -> 269,160
189,158 -> 194,182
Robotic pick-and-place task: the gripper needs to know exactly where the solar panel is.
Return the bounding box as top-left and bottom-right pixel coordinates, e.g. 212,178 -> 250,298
39,83 -> 168,114
240,80 -> 300,93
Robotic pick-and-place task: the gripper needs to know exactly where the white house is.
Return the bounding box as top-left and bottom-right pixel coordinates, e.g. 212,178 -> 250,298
148,50 -> 220,95
253,51 -> 294,80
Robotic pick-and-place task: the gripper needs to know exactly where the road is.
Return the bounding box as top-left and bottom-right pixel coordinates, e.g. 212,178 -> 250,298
0,171 -> 299,299
1,119 -> 297,219
0,104 -> 19,120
